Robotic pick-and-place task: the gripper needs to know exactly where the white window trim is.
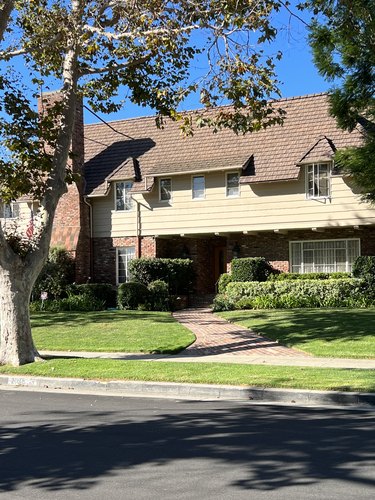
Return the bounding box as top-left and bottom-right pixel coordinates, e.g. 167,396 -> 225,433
226,171 -> 240,198
289,238 -> 361,274
1,202 -> 20,219
114,181 -> 133,212
116,246 -> 136,285
305,162 -> 331,200
191,174 -> 206,200
159,177 -> 172,203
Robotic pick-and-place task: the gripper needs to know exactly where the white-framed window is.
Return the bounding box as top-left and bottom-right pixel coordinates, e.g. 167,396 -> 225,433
115,181 -> 133,211
226,172 -> 240,197
306,163 -> 331,199
1,202 -> 20,219
117,246 -> 136,284
192,175 -> 205,199
290,239 -> 360,273
160,178 -> 172,202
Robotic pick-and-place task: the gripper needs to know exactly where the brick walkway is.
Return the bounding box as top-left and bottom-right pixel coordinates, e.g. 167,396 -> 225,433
173,308 -> 309,358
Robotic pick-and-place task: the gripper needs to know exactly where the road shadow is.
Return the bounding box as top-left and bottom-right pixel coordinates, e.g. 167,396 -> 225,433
0,398 -> 374,493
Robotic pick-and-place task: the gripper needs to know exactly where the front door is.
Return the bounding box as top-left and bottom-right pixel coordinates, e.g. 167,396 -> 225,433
213,245 -> 227,292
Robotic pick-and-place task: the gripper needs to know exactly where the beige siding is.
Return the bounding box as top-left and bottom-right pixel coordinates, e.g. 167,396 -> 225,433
91,170 -> 375,238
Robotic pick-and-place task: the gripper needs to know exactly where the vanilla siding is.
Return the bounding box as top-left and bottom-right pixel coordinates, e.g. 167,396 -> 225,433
91,171 -> 375,238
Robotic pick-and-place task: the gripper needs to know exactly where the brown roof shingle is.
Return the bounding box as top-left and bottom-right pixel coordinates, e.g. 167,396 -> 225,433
84,93 -> 363,196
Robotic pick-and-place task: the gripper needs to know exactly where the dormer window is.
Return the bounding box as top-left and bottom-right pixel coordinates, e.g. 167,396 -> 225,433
306,163 -> 331,199
160,178 -> 172,202
115,181 -> 133,211
226,172 -> 240,197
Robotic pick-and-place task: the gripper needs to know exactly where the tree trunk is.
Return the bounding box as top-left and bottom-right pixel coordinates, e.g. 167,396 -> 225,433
0,267 -> 40,366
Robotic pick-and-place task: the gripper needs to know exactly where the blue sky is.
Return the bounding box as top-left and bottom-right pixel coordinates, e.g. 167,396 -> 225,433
82,3 -> 331,124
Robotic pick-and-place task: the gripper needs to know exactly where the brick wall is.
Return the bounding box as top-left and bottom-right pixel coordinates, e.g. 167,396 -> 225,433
40,92 -> 91,282
92,236 -> 156,284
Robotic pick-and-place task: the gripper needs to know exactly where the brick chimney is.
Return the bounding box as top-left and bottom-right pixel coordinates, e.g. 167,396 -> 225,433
38,92 -> 91,283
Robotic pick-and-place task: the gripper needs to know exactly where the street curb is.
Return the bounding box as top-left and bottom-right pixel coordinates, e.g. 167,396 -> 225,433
0,374 -> 374,407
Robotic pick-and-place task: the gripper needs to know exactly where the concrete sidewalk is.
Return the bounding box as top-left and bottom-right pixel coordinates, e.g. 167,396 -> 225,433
39,306 -> 375,369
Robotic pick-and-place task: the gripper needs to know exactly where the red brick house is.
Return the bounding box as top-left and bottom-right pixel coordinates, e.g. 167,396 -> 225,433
47,93 -> 375,294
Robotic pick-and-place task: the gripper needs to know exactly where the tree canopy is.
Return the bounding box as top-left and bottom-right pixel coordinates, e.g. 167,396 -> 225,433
0,0 -> 291,366
307,0 -> 375,201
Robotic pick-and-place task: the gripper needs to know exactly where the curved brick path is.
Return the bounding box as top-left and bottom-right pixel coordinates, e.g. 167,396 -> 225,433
173,308 -> 309,358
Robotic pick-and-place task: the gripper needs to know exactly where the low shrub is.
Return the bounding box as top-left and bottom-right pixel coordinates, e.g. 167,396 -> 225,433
231,257 -> 274,282
217,273 -> 232,293
212,294 -> 235,312
269,272 -> 351,281
352,256 -> 375,280
69,283 -> 117,308
117,282 -> 150,310
213,279 -> 374,311
129,258 -> 194,294
147,280 -> 170,311
32,246 -> 75,300
30,295 -> 105,312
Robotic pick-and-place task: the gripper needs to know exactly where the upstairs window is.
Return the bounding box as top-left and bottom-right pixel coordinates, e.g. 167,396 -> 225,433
115,181 -> 133,211
160,178 -> 172,202
306,163 -> 330,199
1,202 -> 20,219
192,175 -> 205,199
226,172 -> 240,197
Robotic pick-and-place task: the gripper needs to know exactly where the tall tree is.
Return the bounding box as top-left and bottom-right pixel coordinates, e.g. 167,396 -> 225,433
307,0 -> 375,199
1,0 -> 287,366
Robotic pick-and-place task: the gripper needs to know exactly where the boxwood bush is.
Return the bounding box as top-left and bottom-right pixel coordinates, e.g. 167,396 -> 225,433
231,257 -> 275,282
217,273 -> 233,293
69,283 -> 117,308
117,282 -> 150,310
213,278 -> 373,311
352,256 -> 375,280
147,280 -> 170,311
129,258 -> 193,294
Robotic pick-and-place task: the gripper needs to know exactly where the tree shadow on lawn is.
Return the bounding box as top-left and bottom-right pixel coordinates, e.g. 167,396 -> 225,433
227,309 -> 375,348
30,310 -> 177,329
0,401 -> 374,494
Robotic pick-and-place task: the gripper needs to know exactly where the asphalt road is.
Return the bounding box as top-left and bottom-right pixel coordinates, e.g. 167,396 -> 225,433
0,389 -> 374,499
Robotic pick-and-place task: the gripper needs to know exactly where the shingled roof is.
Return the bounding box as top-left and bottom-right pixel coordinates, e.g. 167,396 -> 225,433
84,93 -> 363,197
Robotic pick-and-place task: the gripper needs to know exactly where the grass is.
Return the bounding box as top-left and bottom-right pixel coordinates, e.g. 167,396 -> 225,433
218,309 -> 375,359
0,358 -> 374,392
30,310 -> 195,354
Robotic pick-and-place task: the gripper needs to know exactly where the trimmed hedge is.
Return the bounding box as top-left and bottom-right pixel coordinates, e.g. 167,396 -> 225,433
218,273 -> 233,293
129,258 -> 193,294
147,280 -> 170,311
231,257 -> 274,282
213,279 -> 374,311
352,256 -> 375,280
69,283 -> 117,308
117,282 -> 150,310
269,272 -> 351,281
33,246 -> 75,300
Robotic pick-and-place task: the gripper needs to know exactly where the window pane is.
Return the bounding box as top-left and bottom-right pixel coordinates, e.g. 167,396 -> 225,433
117,246 -> 135,283
192,176 -> 205,199
291,239 -> 359,275
116,181 -> 133,211
160,178 -> 172,201
306,163 -> 330,198
226,173 -> 239,197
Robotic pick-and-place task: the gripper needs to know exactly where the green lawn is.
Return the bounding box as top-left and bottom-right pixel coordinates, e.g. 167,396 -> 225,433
219,309 -> 375,359
0,358 -> 374,392
30,310 -> 195,354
